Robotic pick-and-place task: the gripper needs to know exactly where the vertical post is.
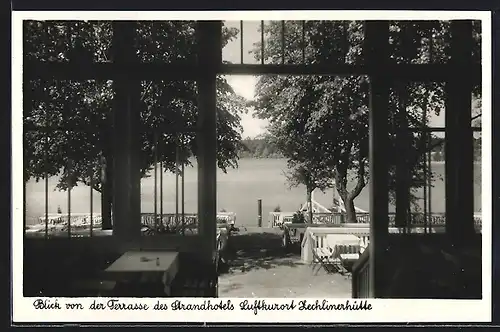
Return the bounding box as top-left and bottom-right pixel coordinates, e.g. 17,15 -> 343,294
111,22 -> 142,241
154,132 -> 158,229
257,199 -> 262,227
175,143 -> 180,227
422,78 -> 429,233
281,21 -> 286,64
197,21 -> 221,262
301,20 -> 306,64
43,83 -> 50,239
100,152 -> 112,230
423,133 -> 428,232
427,135 -> 433,233
160,139 -> 163,226
365,20 -> 390,298
395,23 -> 416,231
181,154 -> 185,235
89,172 -> 93,237
240,21 -> 244,64
261,20 -> 265,65
445,20 -> 474,245
67,161 -> 72,238
395,80 -> 410,230
23,177 -> 27,236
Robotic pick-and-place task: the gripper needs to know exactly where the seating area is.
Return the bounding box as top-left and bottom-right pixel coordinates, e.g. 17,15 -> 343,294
23,237 -> 220,298
302,228 -> 362,278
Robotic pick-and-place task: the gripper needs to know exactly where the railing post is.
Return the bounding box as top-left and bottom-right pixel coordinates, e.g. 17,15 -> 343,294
257,199 -> 262,227
366,21 -> 390,298
197,21 -> 222,262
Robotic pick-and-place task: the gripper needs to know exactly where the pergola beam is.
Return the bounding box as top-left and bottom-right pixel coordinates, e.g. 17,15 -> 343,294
23,62 -> 481,82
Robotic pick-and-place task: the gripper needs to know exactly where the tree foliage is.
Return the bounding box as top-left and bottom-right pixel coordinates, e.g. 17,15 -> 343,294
238,136 -> 282,158
251,20 -> 482,222
24,21 -> 246,193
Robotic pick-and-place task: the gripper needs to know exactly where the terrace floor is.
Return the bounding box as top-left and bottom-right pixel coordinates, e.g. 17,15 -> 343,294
218,227 -> 352,298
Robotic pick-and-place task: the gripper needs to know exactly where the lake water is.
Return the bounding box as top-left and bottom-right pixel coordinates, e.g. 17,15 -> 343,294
25,158 -> 482,227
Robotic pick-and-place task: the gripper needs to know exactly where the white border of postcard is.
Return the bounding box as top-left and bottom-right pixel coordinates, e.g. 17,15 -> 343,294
12,10 -> 492,323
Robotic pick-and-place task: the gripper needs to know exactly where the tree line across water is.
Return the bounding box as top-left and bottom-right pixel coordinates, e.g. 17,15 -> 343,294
238,136 -> 482,162
238,137 -> 282,159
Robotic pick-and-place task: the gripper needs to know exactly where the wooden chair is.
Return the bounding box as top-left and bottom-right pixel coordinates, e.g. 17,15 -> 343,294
310,235 -> 335,275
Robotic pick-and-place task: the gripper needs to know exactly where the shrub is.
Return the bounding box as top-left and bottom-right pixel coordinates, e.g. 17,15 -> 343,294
292,211 -> 306,224
273,205 -> 281,212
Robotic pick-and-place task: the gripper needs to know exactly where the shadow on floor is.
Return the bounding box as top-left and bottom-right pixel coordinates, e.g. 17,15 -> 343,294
221,231 -> 303,274
23,250 -> 122,297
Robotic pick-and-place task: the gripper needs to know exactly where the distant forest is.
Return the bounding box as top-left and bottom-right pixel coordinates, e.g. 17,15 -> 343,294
238,137 -> 283,159
238,136 -> 482,161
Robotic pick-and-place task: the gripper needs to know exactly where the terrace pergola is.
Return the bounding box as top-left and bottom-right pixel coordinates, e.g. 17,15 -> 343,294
24,20 -> 479,298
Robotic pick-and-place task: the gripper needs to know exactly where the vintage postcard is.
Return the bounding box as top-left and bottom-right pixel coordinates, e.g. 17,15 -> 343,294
12,10 -> 491,323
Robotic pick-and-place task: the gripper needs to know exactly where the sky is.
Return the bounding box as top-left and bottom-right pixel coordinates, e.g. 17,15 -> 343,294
221,21 -> 267,138
221,20 -> 448,139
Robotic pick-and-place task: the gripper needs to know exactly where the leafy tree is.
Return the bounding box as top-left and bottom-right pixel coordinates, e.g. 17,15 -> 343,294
251,20 -> 481,223
24,21 -> 246,229
283,159 -> 333,223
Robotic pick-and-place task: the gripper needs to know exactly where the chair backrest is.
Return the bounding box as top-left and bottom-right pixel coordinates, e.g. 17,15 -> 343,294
301,227 -> 367,264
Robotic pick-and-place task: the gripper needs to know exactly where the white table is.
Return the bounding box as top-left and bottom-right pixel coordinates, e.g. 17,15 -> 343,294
339,253 -> 360,261
325,234 -> 361,248
105,251 -> 179,296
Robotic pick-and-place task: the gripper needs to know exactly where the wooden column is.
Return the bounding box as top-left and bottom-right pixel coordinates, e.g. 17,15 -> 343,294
394,23 -> 415,229
196,21 -> 221,262
111,22 -> 142,241
365,21 -> 390,298
445,20 -> 475,245
395,81 -> 411,229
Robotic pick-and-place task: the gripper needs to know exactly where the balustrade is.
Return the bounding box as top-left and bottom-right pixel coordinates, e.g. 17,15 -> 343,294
269,211 -> 482,229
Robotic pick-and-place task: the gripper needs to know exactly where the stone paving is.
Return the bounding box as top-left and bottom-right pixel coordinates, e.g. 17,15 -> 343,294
218,227 -> 351,298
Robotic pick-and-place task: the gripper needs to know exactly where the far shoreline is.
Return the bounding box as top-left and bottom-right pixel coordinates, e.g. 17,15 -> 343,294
235,157 -> 481,165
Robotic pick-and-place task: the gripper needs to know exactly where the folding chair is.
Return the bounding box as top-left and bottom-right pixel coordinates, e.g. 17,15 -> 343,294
331,244 -> 359,279
310,236 -> 335,275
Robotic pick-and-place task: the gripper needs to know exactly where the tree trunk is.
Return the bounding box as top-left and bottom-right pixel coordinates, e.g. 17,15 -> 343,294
101,154 -> 113,230
307,188 -> 313,224
335,162 -> 366,225
345,196 -> 357,223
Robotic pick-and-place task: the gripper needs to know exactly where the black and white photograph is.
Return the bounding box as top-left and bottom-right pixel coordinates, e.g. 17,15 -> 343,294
12,10 -> 491,323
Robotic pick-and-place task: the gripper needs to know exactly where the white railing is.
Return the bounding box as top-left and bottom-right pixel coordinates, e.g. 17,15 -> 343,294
27,212 -> 237,237
268,212 -> 295,228
269,211 -> 483,229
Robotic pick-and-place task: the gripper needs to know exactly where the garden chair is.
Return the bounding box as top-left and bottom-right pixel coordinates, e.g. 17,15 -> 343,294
310,235 -> 335,275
